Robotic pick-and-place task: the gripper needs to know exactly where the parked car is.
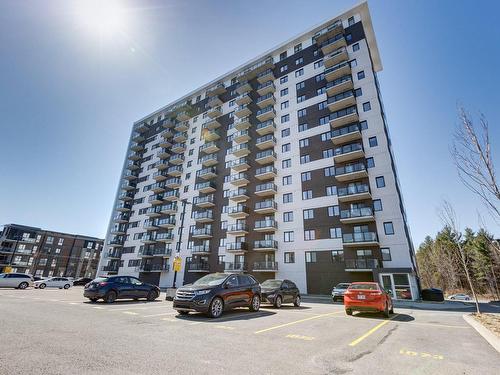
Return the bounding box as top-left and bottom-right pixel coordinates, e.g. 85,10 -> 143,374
84,276 -> 160,303
0,273 -> 34,289
33,276 -> 44,282
261,279 -> 301,308
34,277 -> 73,289
332,282 -> 351,302
449,293 -> 472,301
173,273 -> 261,318
344,282 -> 394,318
421,288 -> 444,302
73,277 -> 93,286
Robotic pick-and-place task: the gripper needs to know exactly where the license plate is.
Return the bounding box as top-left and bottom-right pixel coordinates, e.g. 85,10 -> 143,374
357,294 -> 366,300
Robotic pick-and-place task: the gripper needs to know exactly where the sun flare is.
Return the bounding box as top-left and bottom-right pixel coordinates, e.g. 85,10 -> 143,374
75,0 -> 127,39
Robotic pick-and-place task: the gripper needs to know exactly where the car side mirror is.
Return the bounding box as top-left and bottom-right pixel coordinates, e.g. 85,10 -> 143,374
225,282 -> 233,289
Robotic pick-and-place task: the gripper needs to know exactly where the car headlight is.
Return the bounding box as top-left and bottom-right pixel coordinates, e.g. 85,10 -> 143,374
194,290 -> 211,296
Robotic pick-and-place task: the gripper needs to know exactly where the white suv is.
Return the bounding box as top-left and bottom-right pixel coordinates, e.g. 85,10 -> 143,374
0,273 -> 34,289
34,277 -> 73,289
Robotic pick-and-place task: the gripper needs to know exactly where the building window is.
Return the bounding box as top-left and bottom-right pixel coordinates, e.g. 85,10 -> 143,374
363,102 -> 371,112
366,157 -> 375,168
346,34 -> 352,42
295,68 -> 304,77
348,16 -> 355,25
283,211 -> 294,222
324,166 -> 335,176
297,95 -> 306,103
323,149 -> 334,158
318,101 -> 328,110
358,71 -> 365,80
58,238 -> 64,245
326,186 -> 337,196
328,205 -> 340,217
284,252 -> 295,263
281,128 -> 290,138
317,87 -> 326,95
295,57 -> 303,65
302,190 -> 312,200
331,250 -> 344,262
221,220 -> 227,229
354,88 -> 362,97
282,175 -> 292,185
373,199 -> 383,212
305,251 -> 317,263
284,231 -> 294,242
304,230 -> 316,241
376,176 -> 386,188
303,209 -> 314,220
218,255 -> 225,265
297,108 -> 307,118
294,43 -> 302,53
280,75 -> 288,84
283,193 -> 293,203
369,136 -> 378,147
301,171 -> 311,181
280,88 -> 288,97
300,155 -> 310,164
280,51 -> 287,60
299,138 -> 309,148
329,227 -> 342,239
352,43 -> 360,52
381,248 -> 392,261
46,236 -> 54,245
189,149 -> 194,155
384,222 -> 395,235
219,238 -> 226,247
280,65 -> 288,73
298,123 -> 308,132
281,114 -> 290,123
314,60 -> 323,69
282,159 -> 291,168
296,81 -> 305,90
281,101 -> 289,110
183,186 -> 189,193
282,143 -> 291,152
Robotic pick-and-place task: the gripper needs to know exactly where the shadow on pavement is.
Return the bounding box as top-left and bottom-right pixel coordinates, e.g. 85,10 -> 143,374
352,312 -> 415,322
83,299 -> 164,306
260,305 -> 312,311
173,308 -> 276,323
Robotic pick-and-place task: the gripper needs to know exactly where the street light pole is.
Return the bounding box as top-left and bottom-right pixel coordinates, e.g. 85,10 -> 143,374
172,198 -> 190,288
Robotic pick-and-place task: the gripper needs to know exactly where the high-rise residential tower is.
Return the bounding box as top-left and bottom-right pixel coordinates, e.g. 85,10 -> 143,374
98,2 -> 419,299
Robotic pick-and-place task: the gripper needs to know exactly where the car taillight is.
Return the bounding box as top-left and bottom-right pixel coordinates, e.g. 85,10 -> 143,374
99,282 -> 108,287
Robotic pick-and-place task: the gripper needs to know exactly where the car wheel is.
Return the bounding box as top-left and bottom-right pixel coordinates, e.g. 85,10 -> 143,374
294,295 -> 301,307
18,282 -> 29,290
250,295 -> 260,312
274,295 -> 282,309
39,283 -> 46,289
178,311 -> 189,316
89,298 -> 98,303
383,303 -> 390,318
345,309 -> 352,316
104,291 -> 117,303
332,297 -> 337,302
147,290 -> 158,301
63,284 -> 70,289
207,297 -> 224,318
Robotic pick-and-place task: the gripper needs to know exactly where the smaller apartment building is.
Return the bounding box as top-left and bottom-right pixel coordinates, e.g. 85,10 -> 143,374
0,224 -> 103,279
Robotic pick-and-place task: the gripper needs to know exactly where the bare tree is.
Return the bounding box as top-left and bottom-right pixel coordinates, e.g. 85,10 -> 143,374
438,200 -> 481,313
451,107 -> 500,224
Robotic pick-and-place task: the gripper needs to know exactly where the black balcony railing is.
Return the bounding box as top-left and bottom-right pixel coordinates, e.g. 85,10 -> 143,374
345,258 -> 379,269
342,232 -> 378,243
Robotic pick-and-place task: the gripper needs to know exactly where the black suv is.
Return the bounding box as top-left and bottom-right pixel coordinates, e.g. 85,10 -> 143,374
261,279 -> 301,308
173,273 -> 261,318
83,276 -> 160,303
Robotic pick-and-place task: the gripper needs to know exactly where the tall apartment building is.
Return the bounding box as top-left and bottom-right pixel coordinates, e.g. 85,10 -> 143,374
99,2 -> 419,299
0,224 -> 103,278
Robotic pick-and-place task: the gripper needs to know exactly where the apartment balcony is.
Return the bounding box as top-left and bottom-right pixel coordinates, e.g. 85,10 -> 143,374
230,143 -> 250,157
338,184 -> 371,203
203,129 -> 220,142
171,143 -> 187,154
165,178 -> 181,189
160,203 -> 178,215
118,192 -> 134,201
228,188 -> 249,202
146,206 -> 162,218
255,134 -> 276,150
254,239 -> 278,252
113,213 -> 129,223
226,242 -> 248,253
169,154 -> 185,165
141,234 -> 157,244
176,111 -> 191,122
256,106 -> 276,123
110,225 -> 127,235
167,165 -> 183,177
123,171 -> 138,181
331,123 -> 362,145
192,227 -> 213,239
234,116 -> 251,131
148,194 -> 164,205
207,82 -> 226,97
254,200 -> 277,214
203,118 -> 221,130
255,182 -> 277,197
229,157 -> 250,172
173,132 -> 188,143
257,68 -> 275,84
135,121 -> 150,133
193,210 -> 214,223
340,207 -> 375,224
228,205 -> 250,219
207,106 -> 223,119
320,33 -> 347,55
187,262 -> 210,272
256,120 -> 276,136
137,263 -> 170,273
162,118 -> 174,129
255,149 -> 276,165
227,223 -> 249,235
207,95 -> 223,108
108,237 -> 124,247
156,160 -> 170,171
345,258 -> 380,272
160,129 -> 174,140
156,232 -> 174,243
150,182 -> 166,194
235,93 -> 252,106
342,232 -> 379,247
163,190 -> 180,202
200,141 -> 219,154
115,202 -> 132,212
253,261 -> 278,272
157,217 -> 176,229
334,163 -> 368,182
127,151 -> 142,161
236,81 -> 252,95
195,181 -> 216,194
255,165 -> 277,180
193,194 -> 215,208
191,245 -> 211,256
327,90 -> 356,112
140,247 -> 172,258
196,166 -> 217,180
254,219 -> 277,232
102,265 -> 119,273
238,56 -> 274,80
157,148 -> 170,160
333,143 -> 364,163
175,121 -> 189,132
130,142 -> 144,152
120,181 -> 136,191
233,130 -> 251,144
106,250 -> 122,259
131,132 -> 144,143
143,220 -> 158,231
126,160 -> 141,171
224,262 -> 247,272
159,136 -> 172,149
153,171 -> 168,182
313,19 -> 343,44
324,46 -> 349,68
256,93 -> 276,109
229,172 -> 249,187
256,81 -> 276,96
234,104 -> 251,118
199,154 -> 218,167
325,61 -> 351,82
329,106 -> 359,128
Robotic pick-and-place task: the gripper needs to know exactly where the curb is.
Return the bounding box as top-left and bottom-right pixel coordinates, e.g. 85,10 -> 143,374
463,314 -> 500,353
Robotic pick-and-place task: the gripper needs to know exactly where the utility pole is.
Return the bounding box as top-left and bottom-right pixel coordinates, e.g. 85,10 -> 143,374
172,199 -> 190,288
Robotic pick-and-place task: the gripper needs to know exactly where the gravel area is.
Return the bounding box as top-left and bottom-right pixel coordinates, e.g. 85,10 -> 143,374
473,313 -> 500,337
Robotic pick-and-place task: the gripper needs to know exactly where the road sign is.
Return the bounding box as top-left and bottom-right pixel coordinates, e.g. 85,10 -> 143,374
173,256 -> 182,272
3,266 -> 12,273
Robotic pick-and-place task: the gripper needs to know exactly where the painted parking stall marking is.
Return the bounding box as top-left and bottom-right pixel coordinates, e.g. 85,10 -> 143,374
286,334 -> 314,341
348,314 -> 400,347
399,349 -> 444,360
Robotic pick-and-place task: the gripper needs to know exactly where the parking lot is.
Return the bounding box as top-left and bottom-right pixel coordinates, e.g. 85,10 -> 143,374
0,287 -> 498,375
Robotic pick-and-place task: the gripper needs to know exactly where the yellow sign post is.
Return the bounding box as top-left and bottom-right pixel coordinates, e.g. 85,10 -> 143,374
3,266 -> 12,273
173,256 -> 182,272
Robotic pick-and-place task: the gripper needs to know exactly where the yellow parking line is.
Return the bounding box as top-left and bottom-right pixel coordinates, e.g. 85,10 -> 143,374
215,325 -> 235,330
286,334 -> 314,341
349,314 -> 399,347
254,311 -> 342,334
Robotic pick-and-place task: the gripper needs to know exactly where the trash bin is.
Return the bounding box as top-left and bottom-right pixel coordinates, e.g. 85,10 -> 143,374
421,288 -> 444,302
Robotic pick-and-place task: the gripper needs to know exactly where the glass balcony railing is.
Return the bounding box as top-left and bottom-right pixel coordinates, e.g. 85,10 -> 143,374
337,184 -> 370,197
334,163 -> 366,177
342,232 -> 378,244
345,258 -> 379,269
254,219 -> 277,230
340,207 -> 373,219
254,239 -> 278,250
334,143 -> 363,156
255,200 -> 277,211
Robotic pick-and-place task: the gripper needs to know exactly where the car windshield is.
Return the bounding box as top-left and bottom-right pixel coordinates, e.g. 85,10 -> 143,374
261,280 -> 283,288
336,284 -> 350,289
349,283 -> 378,290
192,274 -> 228,286
93,277 -> 109,283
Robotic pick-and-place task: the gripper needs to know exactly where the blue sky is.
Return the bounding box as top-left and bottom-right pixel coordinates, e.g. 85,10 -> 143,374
0,0 -> 498,245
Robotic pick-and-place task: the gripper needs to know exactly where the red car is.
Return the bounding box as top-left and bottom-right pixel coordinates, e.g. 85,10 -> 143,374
344,282 -> 394,317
